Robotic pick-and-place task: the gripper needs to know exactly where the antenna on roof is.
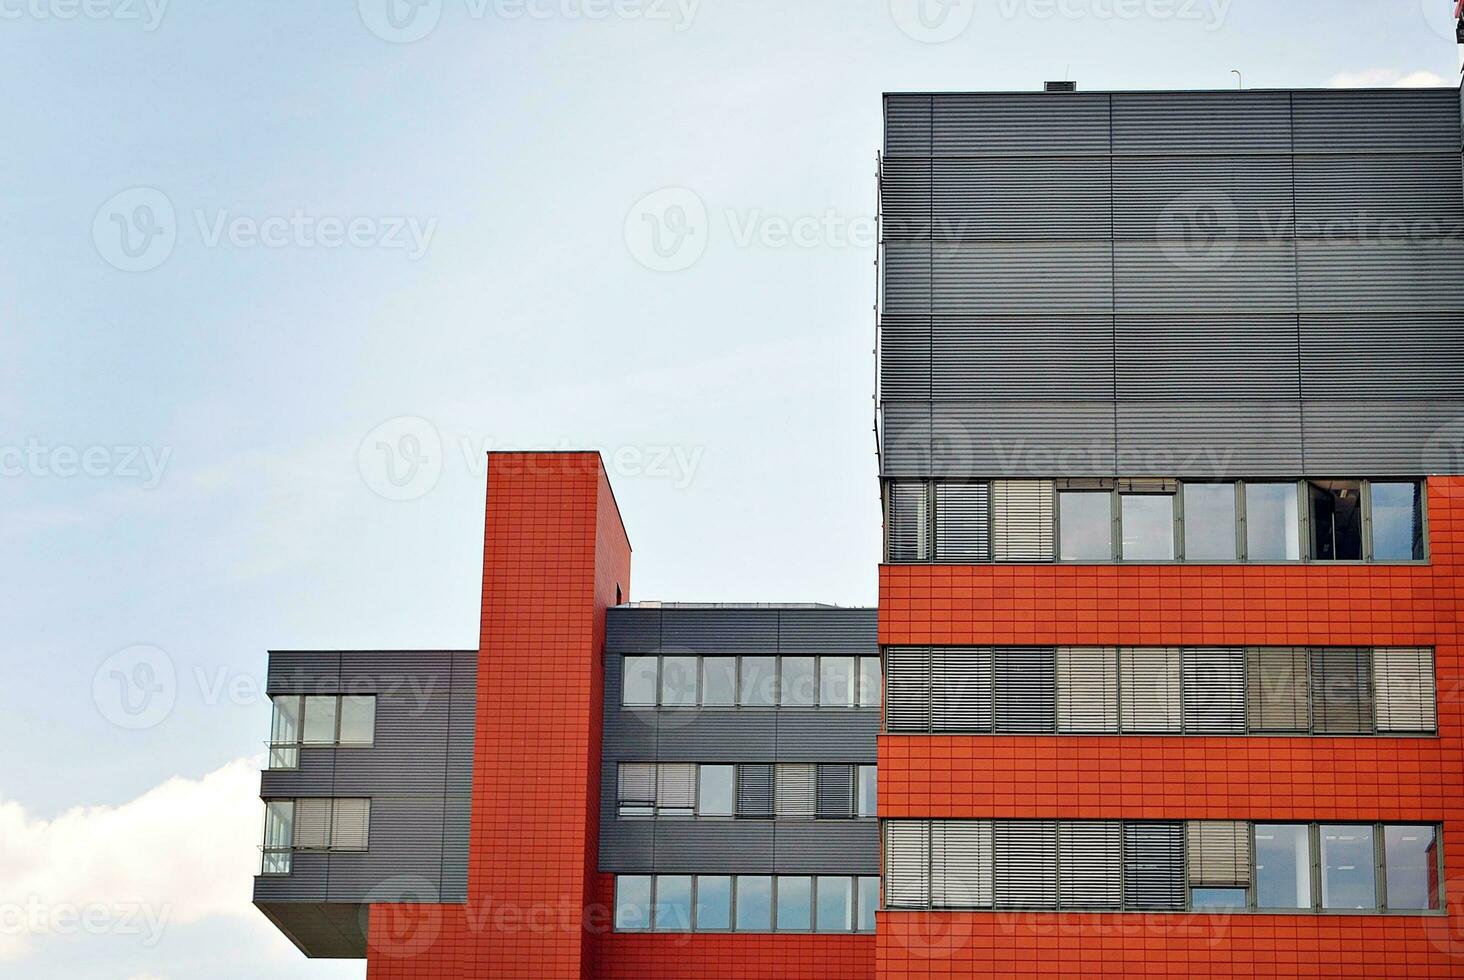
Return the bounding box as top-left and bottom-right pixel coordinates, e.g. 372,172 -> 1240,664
1231,69 -> 1243,90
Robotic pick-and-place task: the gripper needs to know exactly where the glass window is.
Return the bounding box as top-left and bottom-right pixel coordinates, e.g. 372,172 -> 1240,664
776,876 -> 812,930
1183,483 -> 1237,560
815,877 -> 852,932
1059,491 -> 1112,560
1245,483 -> 1301,560
615,875 -> 653,930
819,657 -> 855,707
301,696 -> 338,745
1320,824 -> 1376,909
856,765 -> 877,818
338,696 -> 375,746
1309,481 -> 1363,561
780,658 -> 817,707
695,875 -> 732,930
268,696 -> 301,769
739,657 -> 777,707
735,876 -> 773,931
1384,825 -> 1439,910
660,656 -> 698,707
622,657 -> 658,707
654,875 -> 693,930
261,800 -> 294,874
859,657 -> 882,708
701,657 -> 737,707
1190,887 -> 1247,909
697,765 -> 735,817
1371,482 -> 1425,561
1121,494 -> 1175,560
1254,824 -> 1312,909
856,877 -> 879,931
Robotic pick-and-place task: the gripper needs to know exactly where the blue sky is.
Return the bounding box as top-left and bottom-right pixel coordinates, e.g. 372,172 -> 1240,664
0,1 -> 1456,976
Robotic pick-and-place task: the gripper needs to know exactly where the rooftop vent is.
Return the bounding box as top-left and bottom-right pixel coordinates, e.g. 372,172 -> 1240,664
1045,80 -> 1076,92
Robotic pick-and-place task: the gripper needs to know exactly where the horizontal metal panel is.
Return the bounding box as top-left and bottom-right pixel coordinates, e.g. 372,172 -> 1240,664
659,609 -> 779,654
1302,399 -> 1464,475
884,94 -> 932,155
266,652 -> 340,695
881,400 -> 933,477
777,609 -> 879,655
1294,153 -> 1464,233
880,313 -> 932,401
1116,314 -> 1299,400
921,157 -> 1111,239
651,711 -> 777,762
883,241 -> 932,313
775,821 -> 879,874
880,156 -> 931,239
1115,240 -> 1298,312
931,241 -> 1114,314
254,851 -> 328,903
606,608 -> 661,652
324,797 -> 446,902
930,93 -> 1112,156
1111,91 -> 1292,154
1291,89 -> 1460,153
1300,314 -> 1464,399
1297,240 -> 1464,311
931,401 -> 1116,477
652,821 -> 777,874
932,315 -> 1114,400
1112,155 -> 1294,239
1116,401 -> 1303,477
774,711 -> 878,763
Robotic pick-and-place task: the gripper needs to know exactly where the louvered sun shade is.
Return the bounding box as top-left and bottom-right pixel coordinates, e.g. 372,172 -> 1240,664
993,821 -> 1059,909
888,482 -> 931,561
1187,821 -> 1251,889
1119,647 -> 1182,733
816,765 -> 855,819
657,764 -> 697,817
294,799 -> 331,849
1372,648 -> 1437,733
330,798 -> 371,851
932,646 -> 993,732
1058,821 -> 1123,909
775,764 -> 817,819
994,647 -> 1056,733
1123,822 -> 1186,911
737,765 -> 774,819
1181,648 -> 1246,734
991,480 -> 1056,561
618,763 -> 657,816
884,820 -> 932,909
884,647 -> 932,733
1247,647 -> 1310,732
1311,647 -> 1375,734
935,483 -> 990,561
932,820 -> 993,908
1056,647 -> 1119,733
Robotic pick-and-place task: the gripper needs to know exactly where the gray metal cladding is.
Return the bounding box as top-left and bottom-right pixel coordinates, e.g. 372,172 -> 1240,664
930,401 -> 1117,477
1115,401 -> 1304,476
932,241 -> 1115,314
929,93 -> 1112,155
1291,89 -> 1461,152
1298,240 -> 1464,311
1299,315 -> 1464,399
777,608 -> 879,655
932,315 -> 1114,399
657,712 -> 778,762
1302,399 -> 1464,474
883,241 -> 933,313
1115,315 -> 1299,400
775,821 -> 880,874
325,798 -> 447,902
1294,153 -> 1464,230
652,821 -> 777,873
924,157 -> 1112,240
884,94 -> 932,154
1109,92 -> 1293,154
266,651 -> 341,695
775,711 -> 878,762
1111,155 -> 1294,239
255,852 -> 329,903
1113,241 -> 1298,312
660,608 -> 779,654
882,400 -> 933,476
605,608 -> 662,652
880,313 -> 932,401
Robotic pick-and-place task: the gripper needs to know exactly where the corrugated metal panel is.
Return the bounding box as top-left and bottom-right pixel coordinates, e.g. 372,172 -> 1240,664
880,313 -> 932,400
929,157 -> 1111,239
654,821 -> 776,874
1119,647 -> 1182,733
1113,156 -> 1294,239
884,94 -> 932,155
994,647 -> 1056,733
1302,399 -> 1464,475
1057,821 -> 1122,910
255,851 -> 328,903
934,482 -> 990,561
883,241 -> 932,314
1122,822 -> 1186,911
660,609 -> 779,654
775,711 -> 878,763
993,821 -> 1059,909
880,156 -> 931,239
774,821 -> 879,875
881,400 -> 932,477
1056,647 -> 1119,733
930,93 -> 1112,155
931,646 -> 993,733
605,608 -> 661,653
991,480 -> 1056,560
932,314 -> 1115,400
1187,821 -> 1251,888
883,820 -> 932,909
885,647 -> 932,733
1291,89 -> 1460,153
267,651 -> 340,695
1298,241 -> 1464,311
1246,647 -> 1310,734
1310,647 -> 1374,734
933,241 -> 1114,313
1295,153 -> 1464,231
1115,240 -> 1298,311
1116,314 -> 1299,400
932,820 -> 993,908
1300,314 -> 1464,399
654,711 -> 776,762
1116,401 -> 1304,477
1373,647 -> 1437,733
325,797 -> 445,901
931,401 -> 1117,478
1180,647 -> 1246,735
777,609 -> 878,656
1111,92 -> 1292,154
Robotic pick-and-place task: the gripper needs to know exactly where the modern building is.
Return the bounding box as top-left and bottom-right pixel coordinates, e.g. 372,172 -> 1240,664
255,83 -> 1464,979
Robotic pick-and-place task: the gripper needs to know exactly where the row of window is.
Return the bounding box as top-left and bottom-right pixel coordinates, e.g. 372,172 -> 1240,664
884,820 -> 1441,914
267,694 -> 377,769
614,874 -> 879,933
618,763 -> 877,819
885,646 -> 1436,736
887,478 -> 1426,564
260,797 -> 372,874
622,655 -> 882,710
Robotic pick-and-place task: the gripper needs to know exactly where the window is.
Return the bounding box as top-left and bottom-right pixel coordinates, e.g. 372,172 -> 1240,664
887,481 -> 930,561
331,798 -> 370,851
1310,647 -> 1373,734
338,696 -> 375,746
779,657 -> 816,707
775,764 -> 816,819
1244,483 -> 1300,560
695,876 -> 732,929
1320,825 -> 1376,910
856,765 -> 877,818
701,658 -> 736,707
1309,480 -> 1363,561
1119,647 -> 1181,733
654,875 -> 693,930
697,765 -> 735,817
737,765 -> 774,819
1371,481 -> 1424,560
1187,821 -> 1250,908
1254,824 -> 1312,909
735,876 -> 773,930
1121,492 -> 1175,560
991,480 -> 1056,561
660,656 -> 698,708
1384,826 -> 1439,910
933,820 -> 992,908
618,764 -> 656,818
1059,491 -> 1112,560
994,821 -> 1058,909
622,656 -> 658,707
615,875 -> 653,930
656,764 -> 696,819
884,820 -> 932,909
1191,888 -> 1247,909
885,647 -> 932,733
1057,821 -> 1122,909
288,798 -> 370,852
1181,648 -> 1245,734
260,800 -> 294,874
1056,647 -> 1118,733
776,876 -> 812,930
934,483 -> 990,561
859,657 -> 882,708
816,877 -> 852,932
819,657 -> 855,707
1373,648 -> 1437,733
272,694 -> 375,758
1247,647 -> 1309,733
857,876 -> 879,931
268,696 -> 301,769
301,696 -> 338,746
740,657 -> 777,707
994,647 -> 1055,733
1122,822 -> 1185,911
815,765 -> 855,819
932,646 -> 993,732
1183,483 -> 1237,560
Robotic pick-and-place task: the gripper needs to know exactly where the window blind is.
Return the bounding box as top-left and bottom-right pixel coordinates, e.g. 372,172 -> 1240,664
884,821 -> 931,909
815,765 -> 855,819
1246,647 -> 1310,732
330,799 -> 371,851
1056,646 -> 1119,733
775,764 -> 817,820
1122,822 -> 1186,911
888,482 -> 931,561
935,483 -> 991,561
1182,647 -> 1246,734
931,646 -> 993,732
736,764 -> 774,819
1372,647 -> 1436,733
618,763 -> 657,816
1186,821 -> 1251,888
885,647 -> 933,733
932,820 -> 993,908
657,764 -> 697,816
993,821 -> 1058,909
1119,647 -> 1182,733
293,799 -> 331,850
1311,647 -> 1374,734
1058,821 -> 1123,909
991,480 -> 1056,561
994,647 -> 1056,733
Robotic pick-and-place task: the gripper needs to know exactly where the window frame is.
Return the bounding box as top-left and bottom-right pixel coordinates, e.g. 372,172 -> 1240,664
268,693 -> 376,767
620,655 -> 884,711
611,874 -> 873,933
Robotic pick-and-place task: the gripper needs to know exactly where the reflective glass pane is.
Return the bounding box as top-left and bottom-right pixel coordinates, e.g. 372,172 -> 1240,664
735,876 -> 773,931
857,765 -> 877,818
739,657 -> 777,707
819,657 -> 855,707
1183,483 -> 1237,560
701,658 -> 736,707
1059,491 -> 1112,560
780,658 -> 816,707
1384,825 -> 1439,910
695,876 -> 732,929
263,800 -> 294,849
1121,494 -> 1175,560
622,657 -> 658,706
1254,824 -> 1312,909
1246,484 -> 1300,560
301,696 -> 337,745
857,877 -> 879,931
1321,825 -> 1376,909
654,875 -> 693,930
776,876 -> 812,930
338,696 -> 375,745
268,696 -> 301,769
698,765 -> 735,817
859,657 -> 882,708
1372,482 -> 1424,561
1309,481 -> 1363,561
660,656 -> 698,708
816,877 -> 852,932
1190,887 -> 1247,909
615,876 -> 653,930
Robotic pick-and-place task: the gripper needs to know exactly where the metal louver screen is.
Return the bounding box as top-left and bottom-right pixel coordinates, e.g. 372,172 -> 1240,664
1247,647 -> 1310,732
293,799 -> 330,849
1056,647 -> 1119,733
1311,647 -> 1375,734
1122,822 -> 1186,911
994,647 -> 1056,733
991,480 -> 1056,561
618,764 -> 657,805
888,482 -> 931,562
935,482 -> 991,561
884,820 -> 932,909
1373,647 -> 1437,733
1186,821 -> 1251,888
932,820 -> 993,908
736,764 -> 774,819
330,798 -> 371,851
775,764 -> 817,819
657,764 -> 697,813
932,646 -> 993,732
816,765 -> 855,819
993,821 -> 1058,909
1181,647 -> 1246,734
1119,648 -> 1182,733
885,647 -> 933,733
1058,821 -> 1123,910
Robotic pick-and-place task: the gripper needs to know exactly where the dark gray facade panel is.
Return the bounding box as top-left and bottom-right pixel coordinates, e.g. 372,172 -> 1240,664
929,401 -> 1117,478
1302,400 -> 1464,474
324,797 -> 447,902
883,241 -> 933,313
776,609 -> 879,655
1115,314 -> 1300,400
266,651 -> 341,695
1109,91 -> 1293,154
930,157 -> 1112,239
1111,156 -> 1294,239
654,713 -> 778,761
440,796 -> 471,902
931,241 -> 1114,313
774,711 -> 879,762
605,608 -> 662,652
1297,240 -> 1464,311
774,822 -> 881,874
1114,240 -> 1298,312
880,155 -> 931,239
260,747 -> 337,798
884,93 -> 932,154
255,852 -> 329,903
928,93 -> 1112,155
1115,401 -> 1305,477
880,313 -> 932,401
931,315 -> 1114,400
1294,153 -> 1464,232
1299,314 -> 1464,399
653,821 -> 778,874
255,902 -> 366,960
1291,89 -> 1461,152
660,608 -> 780,654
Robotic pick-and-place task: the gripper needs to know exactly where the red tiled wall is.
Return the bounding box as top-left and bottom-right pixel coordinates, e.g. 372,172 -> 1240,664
876,476 -> 1464,979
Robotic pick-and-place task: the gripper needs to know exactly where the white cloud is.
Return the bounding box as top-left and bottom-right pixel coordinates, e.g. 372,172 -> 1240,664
1328,68 -> 1452,87
0,758 -> 264,962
